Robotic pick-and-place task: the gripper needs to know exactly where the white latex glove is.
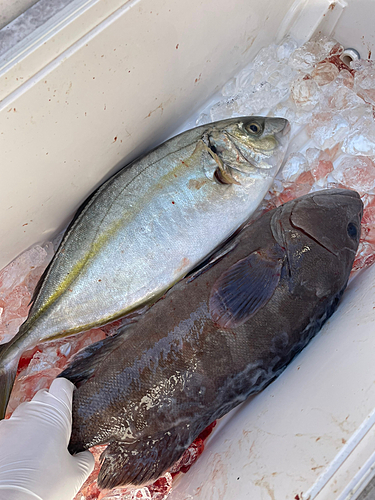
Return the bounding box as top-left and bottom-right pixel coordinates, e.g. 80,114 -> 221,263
0,378 -> 94,500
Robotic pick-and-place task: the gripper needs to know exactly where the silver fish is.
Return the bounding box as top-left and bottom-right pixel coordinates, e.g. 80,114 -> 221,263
0,116 -> 290,418
60,189 -> 362,490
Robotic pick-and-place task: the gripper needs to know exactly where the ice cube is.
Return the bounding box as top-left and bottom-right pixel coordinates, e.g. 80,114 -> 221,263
362,193 -> 375,210
311,62 -> 339,86
311,159 -> 334,182
0,242 -> 54,345
241,83 -> 288,113
277,36 -> 298,62
130,488 -> 152,499
291,76 -> 321,111
323,143 -> 342,162
324,83 -> 372,125
0,317 -> 25,344
305,148 -> 334,183
195,112 -> 210,126
352,59 -> 375,106
210,97 -> 239,121
288,43 -> 320,72
362,205 -> 375,246
314,37 -> 342,58
280,153 -> 308,182
307,112 -> 350,149
221,77 -> 236,96
235,45 -> 283,90
305,147 -> 328,164
267,64 -> 296,89
212,83 -> 288,119
288,37 -> 338,72
235,64 -> 255,92
341,117 -> 375,157
352,240 -> 375,273
331,156 -> 375,194
251,45 -> 279,79
147,474 -> 173,500
272,96 -> 315,126
0,245 -> 48,297
6,367 -> 62,416
335,69 -> 354,89
275,171 -> 315,206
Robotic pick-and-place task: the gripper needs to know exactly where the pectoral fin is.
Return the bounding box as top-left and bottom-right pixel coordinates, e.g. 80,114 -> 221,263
209,250 -> 283,329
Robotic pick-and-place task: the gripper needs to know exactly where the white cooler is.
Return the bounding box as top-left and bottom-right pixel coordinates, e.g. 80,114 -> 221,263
0,1 -> 374,498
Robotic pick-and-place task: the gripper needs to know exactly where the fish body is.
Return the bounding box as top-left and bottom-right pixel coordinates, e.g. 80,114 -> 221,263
0,116 -> 290,418
60,189 -> 363,490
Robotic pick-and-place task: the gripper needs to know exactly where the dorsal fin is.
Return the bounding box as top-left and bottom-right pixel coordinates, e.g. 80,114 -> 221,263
58,327 -> 132,386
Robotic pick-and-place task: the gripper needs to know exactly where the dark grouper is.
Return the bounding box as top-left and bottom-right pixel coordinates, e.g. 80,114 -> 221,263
60,189 -> 363,490
0,116 -> 290,418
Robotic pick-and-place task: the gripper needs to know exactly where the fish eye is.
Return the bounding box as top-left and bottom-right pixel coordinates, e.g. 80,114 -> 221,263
347,222 -> 358,239
247,122 -> 261,134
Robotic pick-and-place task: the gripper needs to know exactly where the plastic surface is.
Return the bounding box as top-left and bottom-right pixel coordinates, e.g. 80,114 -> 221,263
0,0 -> 40,30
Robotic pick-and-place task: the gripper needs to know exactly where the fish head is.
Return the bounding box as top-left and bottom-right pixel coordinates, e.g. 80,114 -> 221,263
206,116 -> 290,183
272,188 -> 363,297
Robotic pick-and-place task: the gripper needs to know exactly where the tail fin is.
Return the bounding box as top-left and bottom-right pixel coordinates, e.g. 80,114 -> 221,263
0,342 -> 20,419
97,427 -> 190,489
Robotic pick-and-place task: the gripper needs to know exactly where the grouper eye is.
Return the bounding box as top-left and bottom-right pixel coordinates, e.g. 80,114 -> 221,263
347,222 -> 358,239
247,122 -> 262,134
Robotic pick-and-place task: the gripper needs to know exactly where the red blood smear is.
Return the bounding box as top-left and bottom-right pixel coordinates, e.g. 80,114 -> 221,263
319,44 -> 355,75
350,194 -> 375,275
147,474 -> 173,499
311,160 -> 334,181
352,242 -> 375,273
17,347 -> 39,375
170,420 -> 217,476
362,206 -> 375,245
333,157 -> 375,195
324,143 -> 342,161
276,171 -> 314,206
197,420 -> 217,441
7,328 -> 107,418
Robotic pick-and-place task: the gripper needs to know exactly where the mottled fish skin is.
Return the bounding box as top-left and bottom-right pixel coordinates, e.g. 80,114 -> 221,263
0,116 -> 290,419
60,189 -> 363,490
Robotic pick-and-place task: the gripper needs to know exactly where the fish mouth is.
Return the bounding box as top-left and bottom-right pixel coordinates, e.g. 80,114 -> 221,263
273,118 -> 291,149
281,120 -> 291,137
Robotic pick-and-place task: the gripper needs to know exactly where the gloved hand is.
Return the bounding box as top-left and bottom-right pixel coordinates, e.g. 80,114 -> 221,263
0,378 -> 94,500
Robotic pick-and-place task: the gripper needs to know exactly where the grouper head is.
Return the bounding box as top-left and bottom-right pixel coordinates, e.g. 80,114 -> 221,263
210,188 -> 363,330
271,188 -> 363,298
205,116 -> 290,184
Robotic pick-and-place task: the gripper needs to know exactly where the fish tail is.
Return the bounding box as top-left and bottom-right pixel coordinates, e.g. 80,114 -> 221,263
97,428 -> 191,489
0,341 -> 20,419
